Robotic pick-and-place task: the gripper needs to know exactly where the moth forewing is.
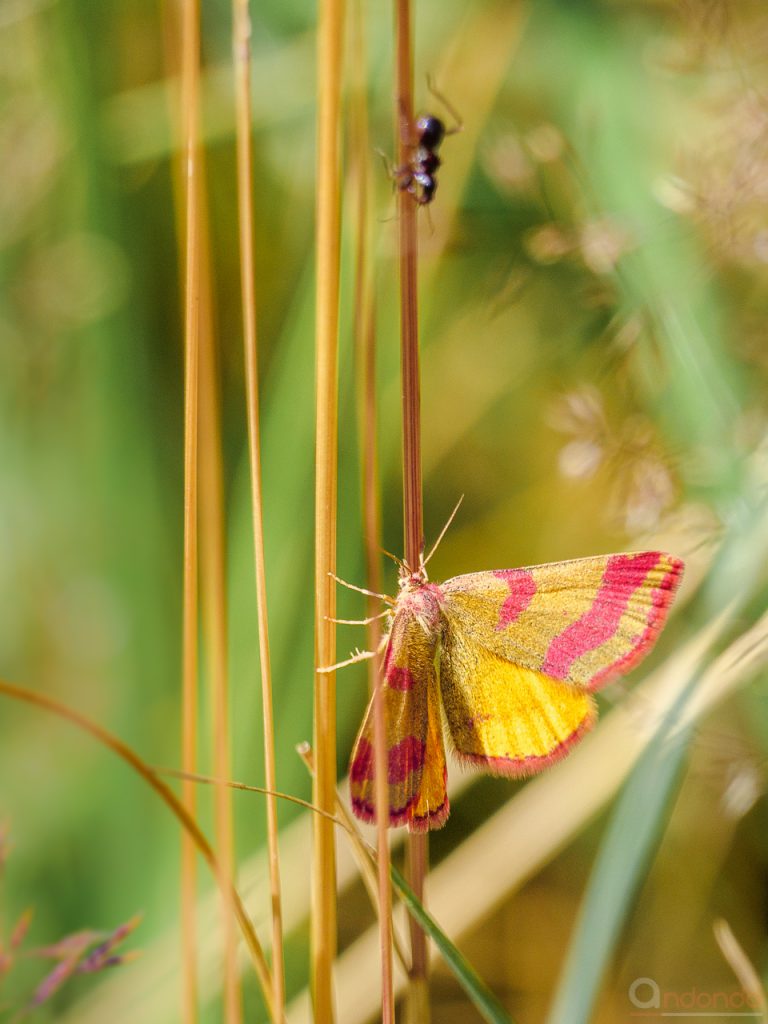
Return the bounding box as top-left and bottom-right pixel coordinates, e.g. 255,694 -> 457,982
347,551 -> 684,831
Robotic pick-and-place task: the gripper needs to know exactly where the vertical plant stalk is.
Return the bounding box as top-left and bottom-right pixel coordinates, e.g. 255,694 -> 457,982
232,0 -> 286,1017
349,0 -> 395,1019
313,0 -> 345,1018
180,0 -> 202,1018
163,6 -> 242,1018
198,235 -> 241,1023
394,1 -> 429,1020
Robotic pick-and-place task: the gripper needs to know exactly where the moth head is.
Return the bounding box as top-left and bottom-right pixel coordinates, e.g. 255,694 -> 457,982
398,559 -> 429,591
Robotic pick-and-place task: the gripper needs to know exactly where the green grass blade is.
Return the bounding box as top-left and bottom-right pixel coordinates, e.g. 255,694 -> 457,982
390,863 -> 515,1024
546,696 -> 694,1024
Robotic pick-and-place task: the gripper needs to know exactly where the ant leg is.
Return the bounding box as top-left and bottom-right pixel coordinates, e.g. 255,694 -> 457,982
376,147 -> 395,178
329,572 -> 394,605
426,74 -> 464,135
376,148 -> 413,196
425,203 -> 435,235
318,647 -> 377,674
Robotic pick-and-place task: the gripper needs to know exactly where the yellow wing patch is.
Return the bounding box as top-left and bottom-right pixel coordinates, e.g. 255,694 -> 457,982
409,668 -> 449,831
440,632 -> 595,774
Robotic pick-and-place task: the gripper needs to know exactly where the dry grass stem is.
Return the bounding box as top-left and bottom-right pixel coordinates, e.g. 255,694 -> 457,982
180,0 -> 202,1016
232,0 -> 285,1014
162,4 -> 242,1015
349,0 -> 395,1017
296,743 -> 409,972
312,0 -> 346,1017
198,223 -> 241,1022
393,0 -> 429,1017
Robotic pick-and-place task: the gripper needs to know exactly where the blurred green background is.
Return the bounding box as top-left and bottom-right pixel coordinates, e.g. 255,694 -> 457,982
2,0 -> 768,1020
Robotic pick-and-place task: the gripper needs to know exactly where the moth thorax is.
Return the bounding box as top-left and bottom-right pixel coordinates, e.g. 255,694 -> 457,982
401,582 -> 443,631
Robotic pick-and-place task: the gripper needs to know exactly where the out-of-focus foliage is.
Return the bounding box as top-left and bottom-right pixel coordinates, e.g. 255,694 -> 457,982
1,0 -> 767,1020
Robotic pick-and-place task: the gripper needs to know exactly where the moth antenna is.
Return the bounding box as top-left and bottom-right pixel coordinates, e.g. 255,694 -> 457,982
425,73 -> 464,135
328,572 -> 395,605
380,547 -> 403,570
423,494 -> 465,567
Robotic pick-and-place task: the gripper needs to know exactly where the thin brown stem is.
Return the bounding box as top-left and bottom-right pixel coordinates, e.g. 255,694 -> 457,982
350,0 -> 395,1018
0,680 -> 277,1021
296,745 -> 410,974
232,0 -> 285,1016
394,0 -> 429,1019
198,221 -> 241,1022
180,0 -> 202,1017
312,0 -> 345,1017
395,3 -> 423,569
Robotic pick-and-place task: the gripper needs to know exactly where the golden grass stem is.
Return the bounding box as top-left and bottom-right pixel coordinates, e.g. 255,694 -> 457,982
296,745 -> 409,974
394,1 -> 429,1018
312,0 -> 346,1017
198,240 -> 241,1023
232,0 -> 285,1016
349,0 -> 395,1018
332,791 -> 410,977
164,3 -> 241,1015
180,0 -> 202,1016
0,680 -> 277,1020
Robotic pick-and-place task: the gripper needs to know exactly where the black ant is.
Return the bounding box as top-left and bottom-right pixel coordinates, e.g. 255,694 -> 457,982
388,80 -> 463,206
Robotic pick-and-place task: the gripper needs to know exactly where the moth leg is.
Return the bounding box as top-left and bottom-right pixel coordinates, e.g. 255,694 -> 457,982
326,609 -> 391,626
329,572 -> 394,606
318,647 -> 377,674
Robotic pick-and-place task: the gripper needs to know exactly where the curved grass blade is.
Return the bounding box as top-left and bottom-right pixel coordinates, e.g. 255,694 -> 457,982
390,863 -> 514,1024
546,683 -> 695,1024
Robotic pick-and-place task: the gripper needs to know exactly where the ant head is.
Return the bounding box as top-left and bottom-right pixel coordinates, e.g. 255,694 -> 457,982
415,114 -> 445,151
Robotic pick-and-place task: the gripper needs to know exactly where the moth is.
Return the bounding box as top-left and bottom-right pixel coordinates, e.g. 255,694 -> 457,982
346,550 -> 683,832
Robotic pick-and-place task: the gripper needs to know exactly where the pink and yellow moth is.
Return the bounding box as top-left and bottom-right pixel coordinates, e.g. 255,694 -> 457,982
348,550 -> 683,832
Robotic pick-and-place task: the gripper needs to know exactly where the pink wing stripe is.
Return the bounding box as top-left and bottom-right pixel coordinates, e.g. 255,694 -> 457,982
386,665 -> 415,690
383,644 -> 415,690
493,569 -> 537,631
352,794 -> 419,828
387,736 -> 425,784
588,558 -> 682,689
541,552 -> 663,680
350,738 -> 374,783
351,735 -> 426,786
